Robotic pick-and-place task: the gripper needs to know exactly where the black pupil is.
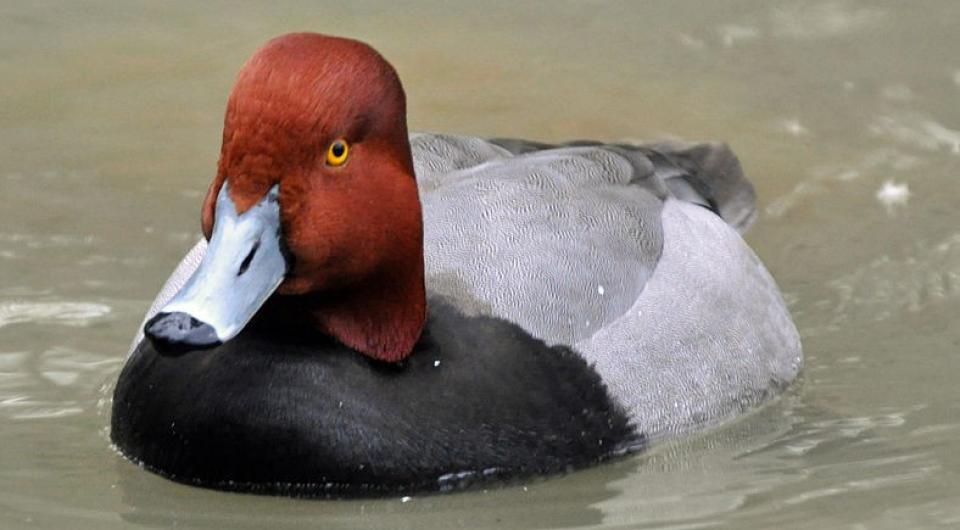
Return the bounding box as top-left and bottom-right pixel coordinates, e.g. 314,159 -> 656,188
331,142 -> 345,158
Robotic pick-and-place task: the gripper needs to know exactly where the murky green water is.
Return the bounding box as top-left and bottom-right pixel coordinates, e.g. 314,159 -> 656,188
2,1 -> 959,528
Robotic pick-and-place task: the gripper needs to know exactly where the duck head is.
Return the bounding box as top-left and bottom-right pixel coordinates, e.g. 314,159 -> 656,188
145,33 -> 426,363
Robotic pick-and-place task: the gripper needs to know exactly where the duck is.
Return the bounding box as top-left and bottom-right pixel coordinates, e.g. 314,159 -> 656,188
111,32 -> 802,497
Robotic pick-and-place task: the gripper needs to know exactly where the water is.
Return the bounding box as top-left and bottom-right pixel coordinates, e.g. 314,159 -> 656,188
2,1 -> 958,528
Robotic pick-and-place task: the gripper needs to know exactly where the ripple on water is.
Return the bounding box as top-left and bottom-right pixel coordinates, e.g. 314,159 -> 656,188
870,113 -> 960,154
0,345 -> 121,421
0,232 -> 97,249
771,2 -> 888,40
764,147 -> 922,218
0,301 -> 112,328
827,232 -> 960,325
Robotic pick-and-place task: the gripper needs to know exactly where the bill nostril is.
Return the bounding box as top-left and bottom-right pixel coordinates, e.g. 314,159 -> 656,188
144,312 -> 221,351
237,240 -> 260,276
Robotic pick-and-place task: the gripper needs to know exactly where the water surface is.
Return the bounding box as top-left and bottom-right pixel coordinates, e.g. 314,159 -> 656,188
2,1 -> 959,528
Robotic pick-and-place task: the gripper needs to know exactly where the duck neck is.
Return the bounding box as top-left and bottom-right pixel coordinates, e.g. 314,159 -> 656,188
310,265 -> 426,363
314,158 -> 425,363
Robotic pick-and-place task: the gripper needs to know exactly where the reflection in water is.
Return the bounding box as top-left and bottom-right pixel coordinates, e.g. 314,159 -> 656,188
2,0 -> 960,528
114,458 -> 629,530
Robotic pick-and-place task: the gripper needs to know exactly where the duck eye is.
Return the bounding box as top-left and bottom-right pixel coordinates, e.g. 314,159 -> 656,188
326,139 -> 350,167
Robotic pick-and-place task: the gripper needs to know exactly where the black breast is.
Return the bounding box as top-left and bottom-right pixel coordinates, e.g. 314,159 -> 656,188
110,299 -> 641,497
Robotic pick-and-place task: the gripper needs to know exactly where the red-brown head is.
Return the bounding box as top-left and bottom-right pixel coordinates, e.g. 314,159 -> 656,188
146,33 -> 425,362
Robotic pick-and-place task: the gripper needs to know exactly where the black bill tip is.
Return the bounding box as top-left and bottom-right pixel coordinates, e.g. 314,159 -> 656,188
145,312 -> 221,354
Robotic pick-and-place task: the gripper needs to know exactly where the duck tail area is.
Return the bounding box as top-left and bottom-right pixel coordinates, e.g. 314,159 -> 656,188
639,141 -> 757,234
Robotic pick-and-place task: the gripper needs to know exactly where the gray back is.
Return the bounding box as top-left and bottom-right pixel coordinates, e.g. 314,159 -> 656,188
413,133 -> 665,346
413,133 -> 799,437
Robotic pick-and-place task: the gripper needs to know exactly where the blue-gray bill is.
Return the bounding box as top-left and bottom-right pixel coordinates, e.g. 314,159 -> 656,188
144,183 -> 286,350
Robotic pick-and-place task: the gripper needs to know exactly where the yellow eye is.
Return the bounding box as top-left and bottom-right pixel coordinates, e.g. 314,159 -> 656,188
326,139 -> 350,166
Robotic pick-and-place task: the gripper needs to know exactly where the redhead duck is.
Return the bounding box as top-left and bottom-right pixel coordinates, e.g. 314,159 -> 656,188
111,33 -> 802,496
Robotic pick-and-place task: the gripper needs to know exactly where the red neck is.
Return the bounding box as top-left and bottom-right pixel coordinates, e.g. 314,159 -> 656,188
308,263 -> 426,363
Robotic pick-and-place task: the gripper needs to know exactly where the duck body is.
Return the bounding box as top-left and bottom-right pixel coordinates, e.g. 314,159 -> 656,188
111,33 -> 802,496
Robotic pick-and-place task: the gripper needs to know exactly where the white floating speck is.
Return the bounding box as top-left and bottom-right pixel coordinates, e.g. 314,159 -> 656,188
433,360 -> 441,367
597,285 -> 605,295
777,118 -> 809,137
401,496 -> 412,503
876,180 -> 910,211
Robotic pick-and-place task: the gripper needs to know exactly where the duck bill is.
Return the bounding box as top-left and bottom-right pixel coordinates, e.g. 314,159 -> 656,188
144,183 -> 287,350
